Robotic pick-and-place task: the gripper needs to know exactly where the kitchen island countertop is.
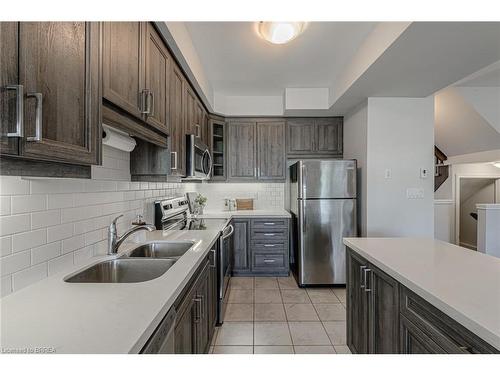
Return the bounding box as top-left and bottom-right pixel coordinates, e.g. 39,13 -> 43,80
343,237 -> 500,350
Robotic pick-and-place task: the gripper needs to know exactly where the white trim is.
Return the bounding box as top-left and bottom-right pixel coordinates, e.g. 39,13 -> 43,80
434,199 -> 454,205
476,203 -> 500,210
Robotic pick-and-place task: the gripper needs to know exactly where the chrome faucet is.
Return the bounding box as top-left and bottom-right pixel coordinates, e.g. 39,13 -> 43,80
107,215 -> 155,255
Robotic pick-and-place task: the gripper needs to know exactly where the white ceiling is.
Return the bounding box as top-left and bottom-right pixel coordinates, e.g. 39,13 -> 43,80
184,22 -> 377,96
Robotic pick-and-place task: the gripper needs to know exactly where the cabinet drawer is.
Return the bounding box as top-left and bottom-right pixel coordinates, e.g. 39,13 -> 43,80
400,286 -> 498,354
252,253 -> 286,270
251,241 -> 287,253
251,228 -> 287,240
251,218 -> 288,229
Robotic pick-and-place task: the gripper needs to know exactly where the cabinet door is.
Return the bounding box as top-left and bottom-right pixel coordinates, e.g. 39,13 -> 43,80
257,121 -> 285,180
195,261 -> 210,354
400,315 -> 446,354
0,22 -> 20,156
143,23 -> 170,134
184,85 -> 197,137
228,122 -> 256,180
232,219 -> 250,272
169,62 -> 185,176
207,247 -> 218,341
103,22 -> 143,119
368,265 -> 400,353
20,22 -> 100,165
193,100 -> 204,140
346,248 -> 369,354
315,118 -> 343,155
174,302 -> 196,354
287,118 -> 315,155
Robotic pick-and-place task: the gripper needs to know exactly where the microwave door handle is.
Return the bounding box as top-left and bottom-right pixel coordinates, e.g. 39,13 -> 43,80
203,149 -> 213,178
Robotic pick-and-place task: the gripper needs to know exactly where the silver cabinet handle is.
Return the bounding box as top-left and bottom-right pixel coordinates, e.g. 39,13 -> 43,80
148,91 -> 154,115
363,268 -> 372,292
195,124 -> 201,138
193,297 -> 202,323
140,89 -> 150,114
360,265 -> 367,288
209,249 -> 216,268
263,222 -> 276,226
26,92 -> 42,142
263,259 -> 275,263
5,85 -> 24,137
263,244 -> 276,247
263,233 -> 275,236
170,151 -> 177,170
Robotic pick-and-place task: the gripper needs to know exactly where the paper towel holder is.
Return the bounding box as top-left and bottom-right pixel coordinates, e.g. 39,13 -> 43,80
102,124 -> 137,152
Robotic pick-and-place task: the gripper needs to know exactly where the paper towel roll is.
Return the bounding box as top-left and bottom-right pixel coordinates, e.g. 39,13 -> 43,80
102,124 -> 136,152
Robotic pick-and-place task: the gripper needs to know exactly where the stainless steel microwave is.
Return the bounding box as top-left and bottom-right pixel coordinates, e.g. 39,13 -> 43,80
185,134 -> 212,180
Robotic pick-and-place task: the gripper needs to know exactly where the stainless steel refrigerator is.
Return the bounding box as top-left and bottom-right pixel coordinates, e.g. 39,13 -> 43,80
289,160 -> 357,286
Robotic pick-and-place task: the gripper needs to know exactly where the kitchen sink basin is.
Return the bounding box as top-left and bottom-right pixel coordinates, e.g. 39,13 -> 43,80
124,241 -> 194,259
64,258 -> 176,283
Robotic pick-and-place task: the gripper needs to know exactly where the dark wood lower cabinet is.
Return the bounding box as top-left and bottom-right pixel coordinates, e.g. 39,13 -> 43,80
346,247 -> 499,354
172,246 -> 217,354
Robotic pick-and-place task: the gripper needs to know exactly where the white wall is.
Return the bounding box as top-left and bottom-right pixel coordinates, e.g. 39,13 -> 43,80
213,93 -> 283,116
366,97 -> 435,237
343,101 -> 368,236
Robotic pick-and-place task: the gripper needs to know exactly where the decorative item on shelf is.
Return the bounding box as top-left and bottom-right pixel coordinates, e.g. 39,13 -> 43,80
236,198 -> 254,210
194,194 -> 208,215
132,214 -> 146,226
224,198 -> 237,212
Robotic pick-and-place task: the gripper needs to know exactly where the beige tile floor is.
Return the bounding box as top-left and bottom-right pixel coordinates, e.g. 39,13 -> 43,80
210,275 -> 351,354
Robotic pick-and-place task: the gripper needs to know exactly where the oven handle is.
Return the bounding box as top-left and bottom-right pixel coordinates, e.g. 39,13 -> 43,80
221,224 -> 234,240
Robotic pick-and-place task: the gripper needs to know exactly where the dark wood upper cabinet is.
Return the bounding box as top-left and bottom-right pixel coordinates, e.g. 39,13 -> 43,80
257,121 -> 285,180
227,121 -> 256,180
103,22 -> 144,119
316,117 -> 343,154
287,117 -> 343,158
143,23 -> 170,134
0,22 -> 20,156
1,22 -> 101,166
169,62 -> 186,176
184,84 -> 197,137
287,118 -> 315,155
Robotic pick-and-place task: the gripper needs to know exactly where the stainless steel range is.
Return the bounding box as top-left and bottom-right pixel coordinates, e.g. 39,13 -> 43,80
154,197 -> 234,325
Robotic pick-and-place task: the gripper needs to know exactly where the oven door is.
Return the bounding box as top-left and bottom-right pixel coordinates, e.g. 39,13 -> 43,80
217,224 -> 234,325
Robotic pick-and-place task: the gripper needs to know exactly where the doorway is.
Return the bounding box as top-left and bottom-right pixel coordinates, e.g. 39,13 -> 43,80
456,177 -> 499,250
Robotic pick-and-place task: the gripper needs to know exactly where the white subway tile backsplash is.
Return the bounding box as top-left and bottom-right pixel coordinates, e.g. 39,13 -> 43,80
12,263 -> 47,292
11,194 -> 47,214
31,209 -> 61,230
73,246 -> 93,265
31,242 -> 61,265
47,193 -> 74,209
31,178 -> 85,194
47,223 -> 74,243
1,275 -> 12,297
0,176 -> 30,196
0,214 -> 31,236
48,253 -> 74,276
1,250 -> 30,275
0,236 -> 12,257
0,196 -> 11,216
62,234 -> 85,254
12,229 -> 46,253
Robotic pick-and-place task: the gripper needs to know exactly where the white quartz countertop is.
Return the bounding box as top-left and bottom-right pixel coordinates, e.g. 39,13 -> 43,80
196,208 -> 291,218
343,237 -> 500,350
0,229 -> 221,354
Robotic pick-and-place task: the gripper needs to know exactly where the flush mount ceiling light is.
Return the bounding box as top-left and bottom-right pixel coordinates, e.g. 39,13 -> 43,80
258,22 -> 306,44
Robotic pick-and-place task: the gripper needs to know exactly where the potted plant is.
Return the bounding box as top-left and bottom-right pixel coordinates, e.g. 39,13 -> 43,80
194,194 -> 207,215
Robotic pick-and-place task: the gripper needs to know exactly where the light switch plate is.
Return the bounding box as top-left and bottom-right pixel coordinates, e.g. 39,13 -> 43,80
384,169 -> 392,179
420,168 -> 429,179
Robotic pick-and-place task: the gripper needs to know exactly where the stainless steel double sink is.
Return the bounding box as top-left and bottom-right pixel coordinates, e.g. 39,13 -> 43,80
65,241 -> 195,284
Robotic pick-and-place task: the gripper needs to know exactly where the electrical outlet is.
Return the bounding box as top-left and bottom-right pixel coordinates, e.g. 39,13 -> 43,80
407,188 -> 424,199
420,168 -> 429,179
384,169 -> 392,179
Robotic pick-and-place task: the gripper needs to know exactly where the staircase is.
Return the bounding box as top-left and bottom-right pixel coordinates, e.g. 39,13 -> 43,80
435,146 -> 449,192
